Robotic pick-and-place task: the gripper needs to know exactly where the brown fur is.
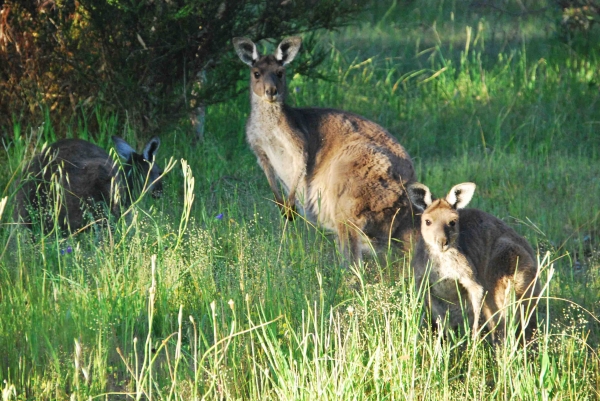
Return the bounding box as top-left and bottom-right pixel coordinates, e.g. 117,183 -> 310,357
14,136 -> 163,234
233,37 -> 418,264
408,182 -> 541,341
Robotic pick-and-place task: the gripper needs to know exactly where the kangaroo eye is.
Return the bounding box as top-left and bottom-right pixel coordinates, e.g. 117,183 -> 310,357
253,71 -> 260,79
277,70 -> 284,78
425,219 -> 432,226
449,220 -> 456,227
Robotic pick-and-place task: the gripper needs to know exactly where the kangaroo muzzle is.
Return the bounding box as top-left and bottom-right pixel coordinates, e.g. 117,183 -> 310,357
265,85 -> 278,102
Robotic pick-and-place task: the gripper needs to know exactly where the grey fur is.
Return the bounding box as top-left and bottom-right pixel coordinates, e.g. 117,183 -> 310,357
14,136 -> 163,233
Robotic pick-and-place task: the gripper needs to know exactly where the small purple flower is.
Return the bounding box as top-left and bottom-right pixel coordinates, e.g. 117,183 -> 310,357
294,86 -> 300,93
60,246 -> 73,256
216,213 -> 224,220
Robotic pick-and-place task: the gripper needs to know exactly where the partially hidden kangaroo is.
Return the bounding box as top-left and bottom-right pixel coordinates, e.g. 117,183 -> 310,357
407,182 -> 541,341
233,36 -> 418,265
14,136 -> 163,233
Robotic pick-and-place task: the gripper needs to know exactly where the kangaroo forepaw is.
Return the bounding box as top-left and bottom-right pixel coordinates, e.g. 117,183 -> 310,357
283,204 -> 296,221
277,202 -> 296,221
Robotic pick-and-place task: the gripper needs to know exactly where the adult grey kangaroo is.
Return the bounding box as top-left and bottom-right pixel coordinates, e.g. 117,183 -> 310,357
14,136 -> 163,233
233,36 -> 418,265
407,182 -> 541,341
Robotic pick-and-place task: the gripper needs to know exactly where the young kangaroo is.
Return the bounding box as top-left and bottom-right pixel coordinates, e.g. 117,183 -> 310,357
233,36 -> 418,264
14,136 -> 163,233
407,182 -> 540,341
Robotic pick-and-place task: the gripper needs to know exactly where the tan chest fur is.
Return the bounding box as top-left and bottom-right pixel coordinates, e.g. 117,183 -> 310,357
247,100 -> 309,214
426,249 -> 475,320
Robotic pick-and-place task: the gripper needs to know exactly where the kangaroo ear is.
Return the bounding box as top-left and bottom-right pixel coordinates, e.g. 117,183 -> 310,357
446,182 -> 476,209
233,37 -> 259,66
112,136 -> 135,160
143,136 -> 160,161
407,183 -> 433,212
275,36 -> 301,65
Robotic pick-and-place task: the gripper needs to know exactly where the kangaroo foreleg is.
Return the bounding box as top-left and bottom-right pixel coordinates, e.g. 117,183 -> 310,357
336,221 -> 363,267
283,173 -> 308,222
459,276 -> 485,340
254,148 -> 294,219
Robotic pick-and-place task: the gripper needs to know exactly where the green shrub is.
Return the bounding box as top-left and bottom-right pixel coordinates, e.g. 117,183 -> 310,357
0,0 -> 364,134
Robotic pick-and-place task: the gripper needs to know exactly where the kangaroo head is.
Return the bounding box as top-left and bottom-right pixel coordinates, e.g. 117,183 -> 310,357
112,136 -> 163,199
408,182 -> 476,253
233,36 -> 302,104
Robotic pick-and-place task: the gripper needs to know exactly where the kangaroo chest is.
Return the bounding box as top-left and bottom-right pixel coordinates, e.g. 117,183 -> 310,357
427,249 -> 473,302
422,248 -> 480,328
247,116 -> 307,202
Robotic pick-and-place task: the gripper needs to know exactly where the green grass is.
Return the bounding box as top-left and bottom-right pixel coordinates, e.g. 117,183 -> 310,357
1,1 -> 600,399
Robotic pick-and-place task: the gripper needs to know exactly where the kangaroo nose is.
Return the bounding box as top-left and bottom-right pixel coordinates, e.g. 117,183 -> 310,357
438,237 -> 449,251
265,87 -> 278,99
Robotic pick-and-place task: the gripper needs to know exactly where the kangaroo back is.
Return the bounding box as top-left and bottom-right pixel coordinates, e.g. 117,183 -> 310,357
14,136 -> 162,234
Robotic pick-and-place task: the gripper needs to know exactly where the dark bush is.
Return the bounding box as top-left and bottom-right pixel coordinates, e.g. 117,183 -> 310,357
0,0 -> 364,135
557,0 -> 600,31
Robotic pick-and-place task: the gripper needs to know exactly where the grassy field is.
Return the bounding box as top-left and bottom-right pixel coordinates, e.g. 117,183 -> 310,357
1,1 -> 600,399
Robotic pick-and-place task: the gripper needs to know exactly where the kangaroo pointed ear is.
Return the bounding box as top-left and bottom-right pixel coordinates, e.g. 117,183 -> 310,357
233,37 -> 259,66
446,182 -> 476,209
275,36 -> 301,65
142,136 -> 160,161
112,136 -> 135,160
407,183 -> 433,212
